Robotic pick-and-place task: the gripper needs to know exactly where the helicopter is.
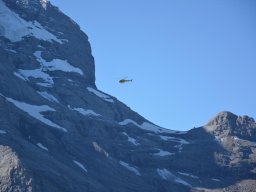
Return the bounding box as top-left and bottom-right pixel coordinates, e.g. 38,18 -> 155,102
119,77 -> 133,84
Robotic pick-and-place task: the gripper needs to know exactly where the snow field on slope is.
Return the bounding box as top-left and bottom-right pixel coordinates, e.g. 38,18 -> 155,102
73,108 -> 101,117
15,50 -> 84,87
37,143 -> 48,151
159,135 -> 190,144
73,160 -> 88,173
68,105 -> 101,117
119,161 -> 141,176
37,91 -> 59,103
119,119 -> 178,134
122,132 -> 139,146
87,87 -> 114,103
0,0 -> 62,43
17,68 -> 54,87
0,129 -> 6,134
0,94 -> 67,132
157,169 -> 191,187
34,51 -> 83,75
154,149 -> 174,156
178,172 -> 199,179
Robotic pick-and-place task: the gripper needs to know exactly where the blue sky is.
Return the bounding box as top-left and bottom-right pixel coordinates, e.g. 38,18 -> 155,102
51,0 -> 256,131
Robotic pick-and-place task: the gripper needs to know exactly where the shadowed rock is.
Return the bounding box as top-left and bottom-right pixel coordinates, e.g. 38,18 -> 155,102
0,1 -> 255,191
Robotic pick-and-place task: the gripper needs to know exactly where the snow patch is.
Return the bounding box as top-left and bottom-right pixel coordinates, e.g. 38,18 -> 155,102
14,72 -> 26,81
37,91 -> 59,103
211,178 -> 220,182
73,160 -> 88,173
4,96 -> 66,132
160,135 -> 190,153
5,49 -> 17,53
37,45 -> 44,49
0,0 -> 62,43
140,122 -> 164,133
87,87 -> 114,103
73,108 -> 101,117
178,172 -> 199,179
37,143 -> 48,151
118,119 -> 163,133
0,129 -> 6,134
68,105 -> 101,117
119,119 -> 140,126
160,135 -> 190,144
157,168 -> 173,180
15,50 -> 84,87
154,149 -> 174,156
34,51 -> 83,75
157,169 -> 191,187
174,144 -> 184,153
92,142 -> 110,158
233,136 -> 241,141
122,132 -> 139,146
17,68 -> 54,87
119,161 -> 141,176
119,119 -> 176,134
174,177 -> 191,187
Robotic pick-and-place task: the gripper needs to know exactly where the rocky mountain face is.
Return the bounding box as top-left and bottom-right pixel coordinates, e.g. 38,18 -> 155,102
0,0 -> 255,191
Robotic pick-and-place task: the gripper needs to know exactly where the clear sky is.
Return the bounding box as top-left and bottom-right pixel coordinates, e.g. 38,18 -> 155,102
50,0 -> 256,131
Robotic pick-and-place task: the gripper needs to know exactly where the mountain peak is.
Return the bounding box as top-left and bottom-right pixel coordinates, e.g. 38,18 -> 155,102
4,0 -> 48,8
205,111 -> 238,129
204,111 -> 256,140
2,0 -> 49,19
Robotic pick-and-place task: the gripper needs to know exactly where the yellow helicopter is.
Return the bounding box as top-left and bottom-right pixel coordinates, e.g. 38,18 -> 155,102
119,77 -> 133,84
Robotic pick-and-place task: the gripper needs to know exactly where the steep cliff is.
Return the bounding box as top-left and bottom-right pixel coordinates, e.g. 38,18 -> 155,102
0,1 -> 255,191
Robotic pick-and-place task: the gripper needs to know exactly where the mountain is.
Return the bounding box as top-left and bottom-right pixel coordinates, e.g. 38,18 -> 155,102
0,1 -> 256,191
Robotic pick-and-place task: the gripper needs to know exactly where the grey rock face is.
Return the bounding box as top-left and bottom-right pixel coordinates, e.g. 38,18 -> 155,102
0,146 -> 32,192
0,0 -> 255,191
1,0 -> 95,86
205,111 -> 256,141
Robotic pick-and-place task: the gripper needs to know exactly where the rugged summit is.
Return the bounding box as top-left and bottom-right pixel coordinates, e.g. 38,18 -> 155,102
0,0 -> 256,191
205,111 -> 256,142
